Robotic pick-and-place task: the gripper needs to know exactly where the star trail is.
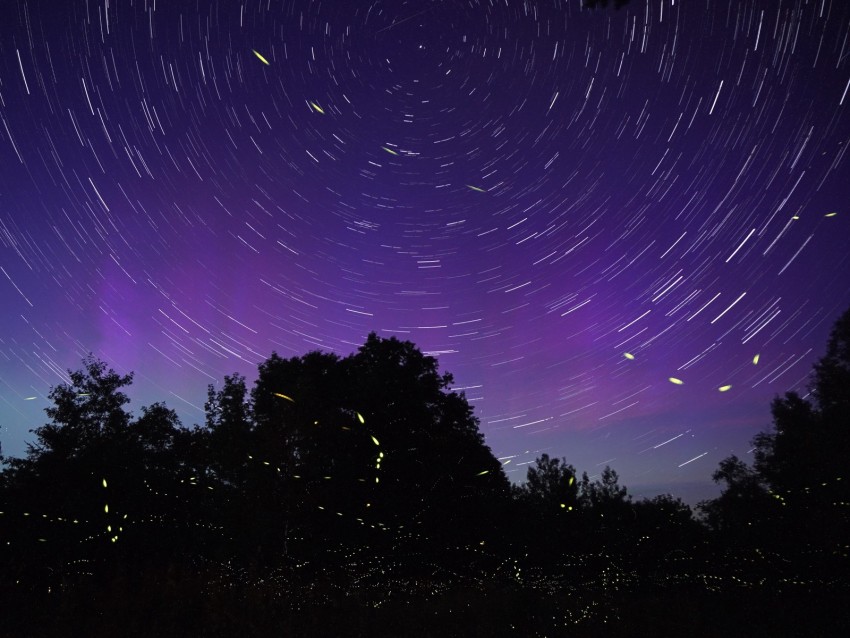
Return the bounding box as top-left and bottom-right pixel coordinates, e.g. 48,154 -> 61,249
1,0 -> 848,505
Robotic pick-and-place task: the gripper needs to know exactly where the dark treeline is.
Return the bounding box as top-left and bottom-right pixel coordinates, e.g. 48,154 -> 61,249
1,310 -> 849,637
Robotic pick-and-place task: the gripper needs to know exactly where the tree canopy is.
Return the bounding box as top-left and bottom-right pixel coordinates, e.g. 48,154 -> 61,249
699,305 -> 850,550
1,333 -> 511,572
3,311 -> 850,635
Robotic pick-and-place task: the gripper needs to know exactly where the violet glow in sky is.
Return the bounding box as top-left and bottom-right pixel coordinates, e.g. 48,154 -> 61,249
1,0 -> 849,505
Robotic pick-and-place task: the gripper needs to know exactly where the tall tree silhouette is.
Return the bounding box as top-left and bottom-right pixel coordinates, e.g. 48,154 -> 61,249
28,356 -> 133,460
518,453 -> 579,511
756,308 -> 850,494
632,494 -> 700,551
205,373 -> 253,487
2,359 -> 135,556
249,350 -> 357,558
512,454 -> 583,558
347,334 -> 510,548
579,466 -> 630,508
698,455 -> 772,544
577,466 -> 635,548
0,358 -> 203,579
249,334 -> 510,553
700,305 -> 850,550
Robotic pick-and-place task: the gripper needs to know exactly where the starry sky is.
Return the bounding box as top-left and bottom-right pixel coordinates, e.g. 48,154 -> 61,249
1,0 -> 849,505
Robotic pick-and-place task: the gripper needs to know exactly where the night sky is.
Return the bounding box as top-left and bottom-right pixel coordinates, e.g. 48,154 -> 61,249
1,0 -> 849,505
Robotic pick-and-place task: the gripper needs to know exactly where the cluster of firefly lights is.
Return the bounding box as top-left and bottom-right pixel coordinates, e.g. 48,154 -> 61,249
2,372 -> 845,614
253,392 -> 394,529
0,350 -> 819,552
102,478 -> 125,544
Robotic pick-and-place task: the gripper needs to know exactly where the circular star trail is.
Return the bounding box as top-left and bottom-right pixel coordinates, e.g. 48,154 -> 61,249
1,0 -> 849,504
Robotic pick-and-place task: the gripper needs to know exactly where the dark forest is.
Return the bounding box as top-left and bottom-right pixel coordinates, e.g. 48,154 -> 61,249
1,308 -> 849,637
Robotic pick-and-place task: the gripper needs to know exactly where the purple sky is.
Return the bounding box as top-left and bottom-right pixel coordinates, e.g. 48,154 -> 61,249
1,0 -> 849,505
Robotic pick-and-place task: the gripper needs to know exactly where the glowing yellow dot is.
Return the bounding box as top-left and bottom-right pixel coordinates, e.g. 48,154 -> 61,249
624,352 -> 635,360
669,377 -> 684,385
719,385 -> 732,392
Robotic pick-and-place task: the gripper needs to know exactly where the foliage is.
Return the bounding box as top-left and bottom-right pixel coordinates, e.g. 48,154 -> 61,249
632,494 -> 698,541
699,305 -> 850,550
516,453 -> 578,511
3,314 -> 850,635
578,465 -> 630,509
1,334 -> 511,573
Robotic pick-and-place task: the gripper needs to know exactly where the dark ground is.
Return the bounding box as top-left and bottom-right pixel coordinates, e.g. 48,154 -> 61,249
3,563 -> 848,638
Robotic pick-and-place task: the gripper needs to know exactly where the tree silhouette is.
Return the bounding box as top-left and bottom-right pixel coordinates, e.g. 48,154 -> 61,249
697,455 -> 772,545
756,309 -> 850,497
248,334 -> 511,554
511,454 -> 584,559
632,494 -> 699,547
4,323 -> 849,635
1,335 -> 513,583
0,358 -> 229,580
1,359 -> 136,560
27,356 -> 133,460
575,465 -> 636,551
205,373 -> 253,489
579,465 -> 630,508
518,453 -> 579,511
700,305 -> 850,551
812,307 -> 850,421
